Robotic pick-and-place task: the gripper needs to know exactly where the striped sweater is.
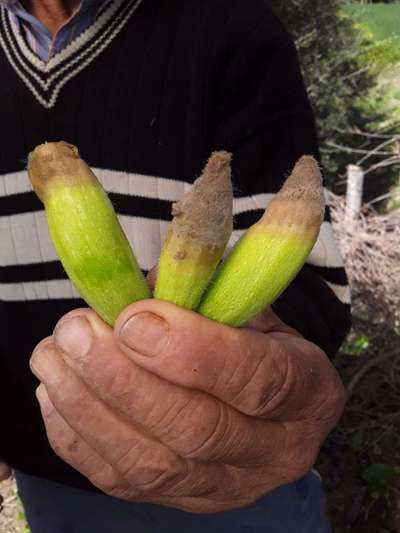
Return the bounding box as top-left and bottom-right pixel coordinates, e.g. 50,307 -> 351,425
0,0 -> 351,491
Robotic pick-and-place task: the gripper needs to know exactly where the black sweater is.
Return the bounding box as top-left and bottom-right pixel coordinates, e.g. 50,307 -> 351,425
0,0 -> 351,492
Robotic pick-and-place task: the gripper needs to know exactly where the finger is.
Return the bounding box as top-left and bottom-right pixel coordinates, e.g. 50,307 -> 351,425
37,384 -> 262,513
53,310 -> 284,465
30,341 -> 190,486
0,462 -> 11,481
35,384 -> 131,500
36,384 -> 209,504
114,299 -> 330,420
30,341 -> 235,498
37,385 -> 257,513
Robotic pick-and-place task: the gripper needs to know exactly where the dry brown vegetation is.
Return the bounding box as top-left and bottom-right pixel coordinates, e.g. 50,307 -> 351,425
318,195 -> 400,533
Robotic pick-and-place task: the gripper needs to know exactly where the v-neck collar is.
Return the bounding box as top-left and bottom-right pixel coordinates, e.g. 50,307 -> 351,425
0,0 -> 143,108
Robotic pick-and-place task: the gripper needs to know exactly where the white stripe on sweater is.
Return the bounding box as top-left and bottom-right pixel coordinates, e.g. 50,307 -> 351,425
0,277 -> 352,304
0,168 -> 329,212
325,282 -> 351,305
0,169 -> 349,303
0,279 -> 79,301
0,212 -> 171,271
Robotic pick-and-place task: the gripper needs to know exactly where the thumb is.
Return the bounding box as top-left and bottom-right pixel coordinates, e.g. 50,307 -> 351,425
0,462 -> 11,481
114,299 -> 289,415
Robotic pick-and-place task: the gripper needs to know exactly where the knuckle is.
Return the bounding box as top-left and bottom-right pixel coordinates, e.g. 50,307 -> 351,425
92,469 -> 130,498
46,431 -> 68,461
271,423 -> 320,485
231,339 -> 290,417
305,345 -> 347,425
105,484 -> 135,501
134,464 -> 187,496
179,401 -> 230,460
312,369 -> 347,428
254,355 -> 290,417
31,340 -> 65,387
291,453 -> 316,481
323,375 -> 347,423
31,336 -> 54,359
56,308 -> 95,327
122,449 -> 187,496
212,331 -> 260,399
283,441 -> 318,483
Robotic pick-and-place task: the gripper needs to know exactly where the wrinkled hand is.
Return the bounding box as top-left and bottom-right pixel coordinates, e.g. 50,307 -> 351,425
30,301 -> 346,513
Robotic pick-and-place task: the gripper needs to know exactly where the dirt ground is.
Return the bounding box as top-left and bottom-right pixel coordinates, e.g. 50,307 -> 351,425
317,317 -> 400,533
0,319 -> 399,533
0,478 -> 28,533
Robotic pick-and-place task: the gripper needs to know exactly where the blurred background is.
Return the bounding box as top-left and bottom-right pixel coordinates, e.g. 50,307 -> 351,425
1,1 -> 399,532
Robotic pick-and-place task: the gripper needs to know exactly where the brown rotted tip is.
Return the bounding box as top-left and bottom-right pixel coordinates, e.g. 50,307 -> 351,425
28,141 -> 95,203
282,155 -> 322,194
262,155 -> 325,229
171,150 -> 233,248
201,151 -> 232,183
29,141 -> 79,161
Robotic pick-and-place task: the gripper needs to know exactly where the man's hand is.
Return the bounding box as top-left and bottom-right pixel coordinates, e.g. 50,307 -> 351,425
30,300 -> 346,513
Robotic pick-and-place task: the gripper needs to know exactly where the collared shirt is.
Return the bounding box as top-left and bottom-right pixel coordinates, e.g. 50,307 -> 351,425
0,0 -> 109,62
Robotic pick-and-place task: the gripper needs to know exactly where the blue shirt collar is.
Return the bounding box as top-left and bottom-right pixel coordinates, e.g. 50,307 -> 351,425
0,0 -> 109,62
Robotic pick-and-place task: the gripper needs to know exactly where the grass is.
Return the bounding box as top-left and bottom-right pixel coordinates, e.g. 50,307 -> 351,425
343,3 -> 400,129
344,3 -> 400,68
345,3 -> 400,42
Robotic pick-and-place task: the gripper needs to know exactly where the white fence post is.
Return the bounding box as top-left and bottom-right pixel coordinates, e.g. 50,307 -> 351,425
346,164 -> 364,220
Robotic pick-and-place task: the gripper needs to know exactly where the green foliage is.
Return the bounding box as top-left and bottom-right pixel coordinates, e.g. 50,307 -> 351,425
345,3 -> 400,42
362,463 -> 400,500
345,4 -> 400,70
364,38 -> 400,70
270,0 -> 400,190
343,334 -> 371,356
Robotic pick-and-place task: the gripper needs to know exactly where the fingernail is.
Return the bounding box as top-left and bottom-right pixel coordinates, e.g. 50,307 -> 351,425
54,316 -> 92,360
36,384 -> 54,417
119,312 -> 168,357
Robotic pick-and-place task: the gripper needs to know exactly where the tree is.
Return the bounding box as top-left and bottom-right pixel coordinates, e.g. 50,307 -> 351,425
270,0 -> 399,195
